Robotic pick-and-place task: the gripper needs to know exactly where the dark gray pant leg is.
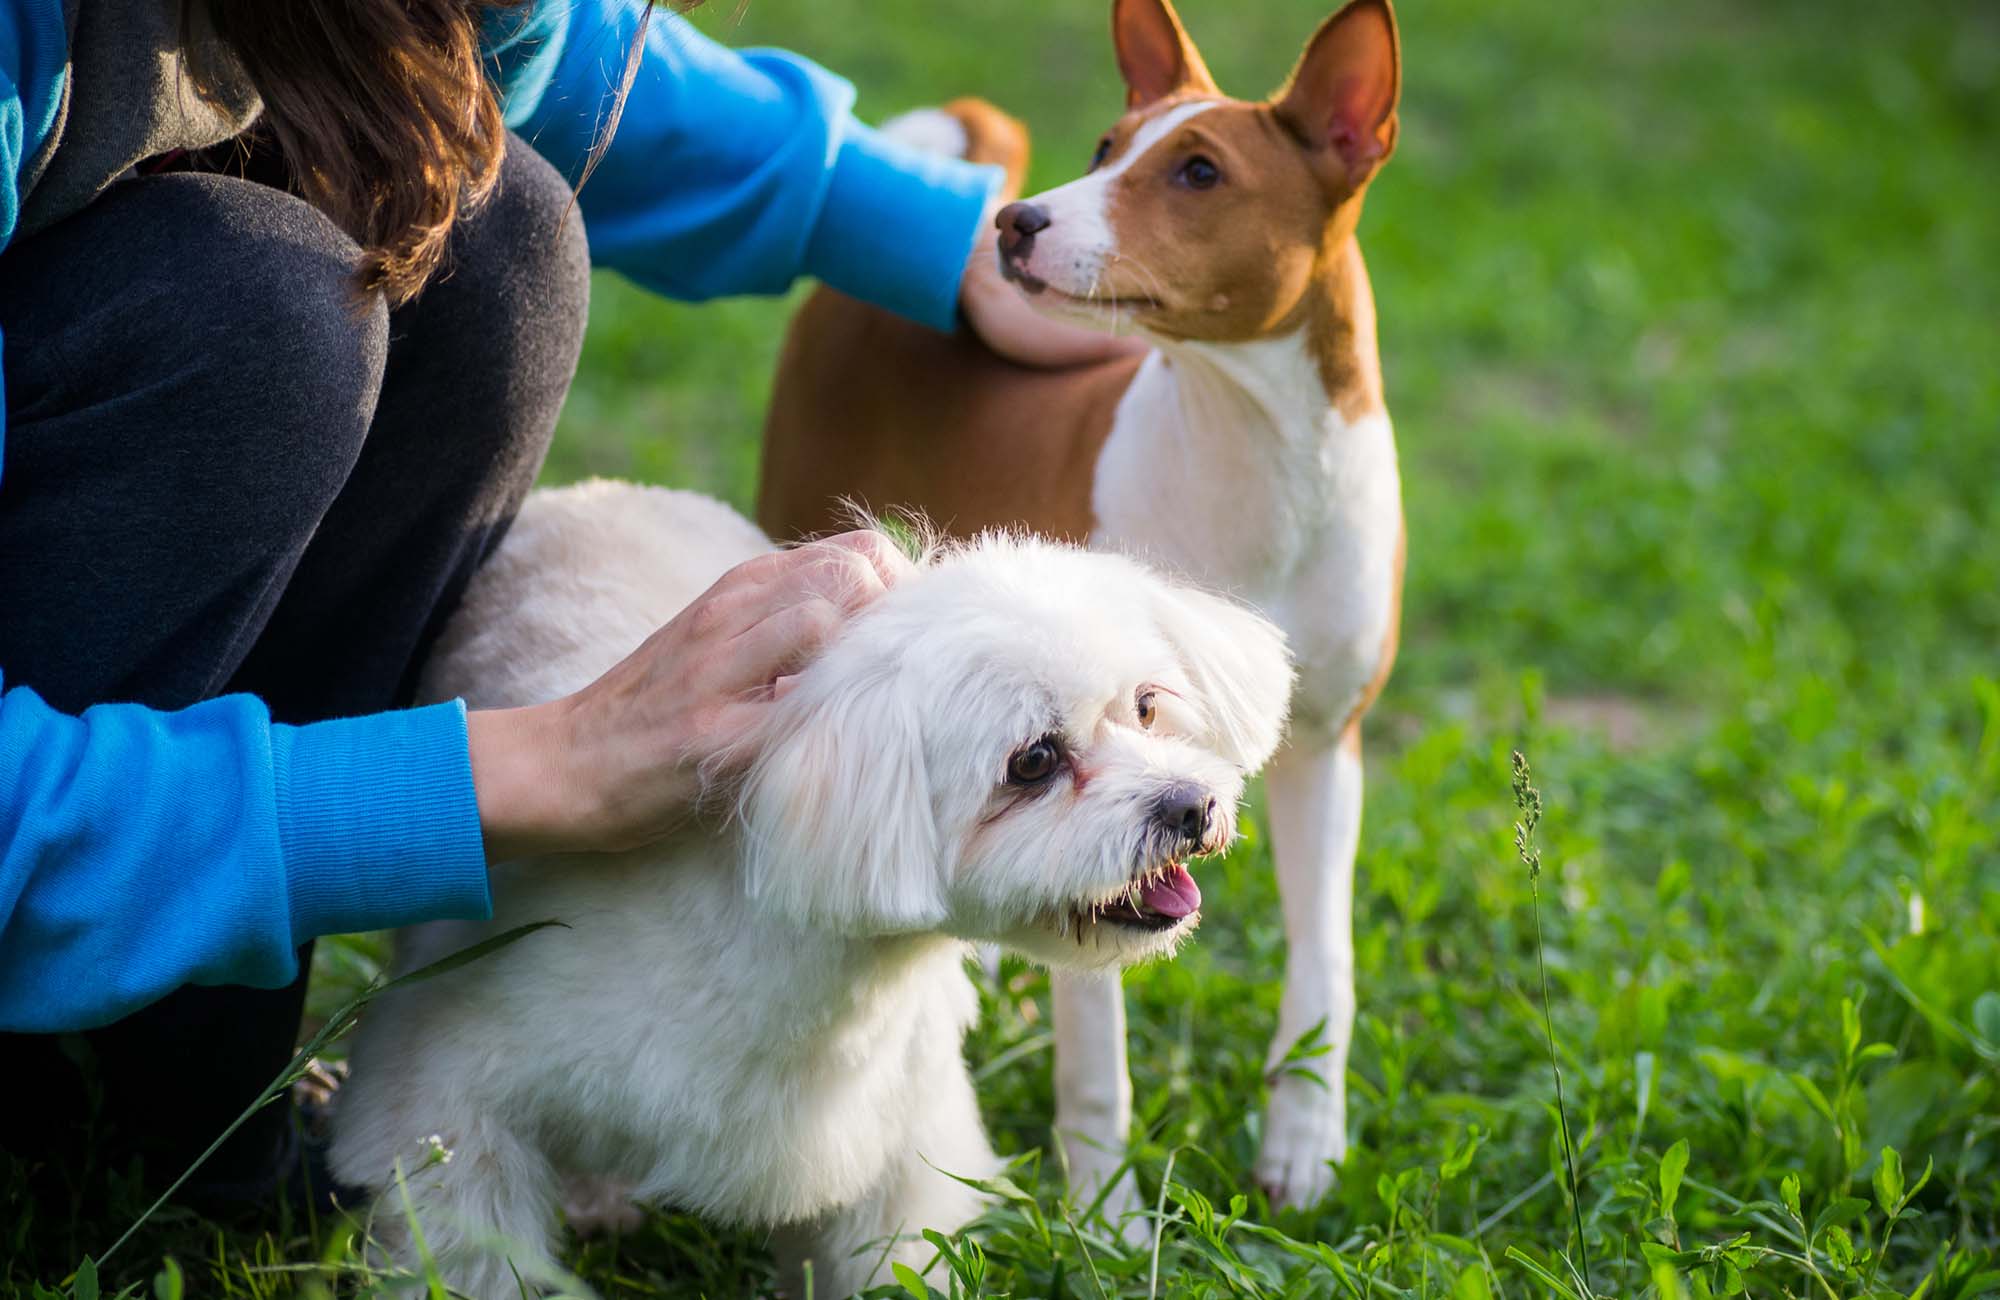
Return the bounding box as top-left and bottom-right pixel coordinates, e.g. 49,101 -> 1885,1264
0,170 -> 388,710
227,139 -> 589,722
0,136 -> 588,1218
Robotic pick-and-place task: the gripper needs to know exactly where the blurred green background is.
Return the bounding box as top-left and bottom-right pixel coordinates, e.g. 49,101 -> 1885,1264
28,1 -> 1996,1295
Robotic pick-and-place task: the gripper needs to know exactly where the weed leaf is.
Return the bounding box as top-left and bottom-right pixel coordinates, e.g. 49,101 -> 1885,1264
1873,1147 -> 1904,1218
1660,1139 -> 1689,1226
1973,991 -> 2000,1048
892,1261 -> 931,1299
1811,1197 -> 1871,1242
1505,1245 -> 1584,1299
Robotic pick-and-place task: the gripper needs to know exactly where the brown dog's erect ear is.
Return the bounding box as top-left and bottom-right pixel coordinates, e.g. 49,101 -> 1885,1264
1112,0 -> 1220,109
1274,0 -> 1401,188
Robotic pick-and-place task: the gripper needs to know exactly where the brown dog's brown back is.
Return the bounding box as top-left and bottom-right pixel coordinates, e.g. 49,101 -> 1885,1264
758,102 -> 1140,546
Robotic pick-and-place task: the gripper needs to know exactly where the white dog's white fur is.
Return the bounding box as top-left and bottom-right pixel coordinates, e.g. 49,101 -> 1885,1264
330,481 -> 1292,1297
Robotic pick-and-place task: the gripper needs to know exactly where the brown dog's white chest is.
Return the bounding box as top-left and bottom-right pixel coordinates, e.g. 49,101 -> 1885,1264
1086,337 -> 1403,742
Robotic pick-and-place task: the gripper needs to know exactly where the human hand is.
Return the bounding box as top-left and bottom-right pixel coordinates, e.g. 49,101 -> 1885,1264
958,206 -> 1149,369
465,531 -> 913,861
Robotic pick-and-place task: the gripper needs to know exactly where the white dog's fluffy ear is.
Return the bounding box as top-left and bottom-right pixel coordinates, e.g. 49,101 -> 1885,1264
1150,583 -> 1295,772
738,670 -> 948,932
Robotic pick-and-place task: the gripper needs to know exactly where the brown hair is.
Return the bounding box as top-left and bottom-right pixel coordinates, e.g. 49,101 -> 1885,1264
193,0 -> 666,307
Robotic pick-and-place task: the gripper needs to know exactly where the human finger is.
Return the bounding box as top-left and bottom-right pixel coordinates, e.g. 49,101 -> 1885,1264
725,595 -> 844,693
815,529 -> 916,591
780,538 -> 894,614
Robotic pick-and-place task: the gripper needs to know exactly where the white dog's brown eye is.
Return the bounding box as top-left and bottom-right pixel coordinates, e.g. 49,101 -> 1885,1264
1007,737 -> 1063,785
1088,136 -> 1112,172
1136,690 -> 1158,729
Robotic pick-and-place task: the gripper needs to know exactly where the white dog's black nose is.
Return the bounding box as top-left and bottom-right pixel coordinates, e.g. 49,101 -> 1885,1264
1154,782 -> 1217,845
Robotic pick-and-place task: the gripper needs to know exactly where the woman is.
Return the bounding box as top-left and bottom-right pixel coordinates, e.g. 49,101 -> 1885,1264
0,0 -> 1127,1212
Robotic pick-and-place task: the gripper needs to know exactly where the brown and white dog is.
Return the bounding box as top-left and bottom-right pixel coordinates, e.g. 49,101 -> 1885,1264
759,0 -> 1403,1213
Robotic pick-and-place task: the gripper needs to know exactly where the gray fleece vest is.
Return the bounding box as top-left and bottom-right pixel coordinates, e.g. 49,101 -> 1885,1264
16,0 -> 261,239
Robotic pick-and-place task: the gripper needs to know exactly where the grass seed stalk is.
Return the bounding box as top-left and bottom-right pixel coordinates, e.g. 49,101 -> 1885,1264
1512,749 -> 1592,1298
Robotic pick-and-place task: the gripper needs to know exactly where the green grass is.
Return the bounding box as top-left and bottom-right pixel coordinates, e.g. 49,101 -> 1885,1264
13,0 -> 2000,1295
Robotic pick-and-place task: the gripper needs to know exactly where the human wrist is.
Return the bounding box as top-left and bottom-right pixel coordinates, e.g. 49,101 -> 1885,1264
466,700 -> 588,862
803,115 -> 1000,332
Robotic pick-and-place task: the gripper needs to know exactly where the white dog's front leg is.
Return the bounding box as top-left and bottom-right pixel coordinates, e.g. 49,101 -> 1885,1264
363,1122 -> 563,1300
1051,971 -> 1146,1237
1253,727 -> 1362,1209
778,1060 -> 998,1298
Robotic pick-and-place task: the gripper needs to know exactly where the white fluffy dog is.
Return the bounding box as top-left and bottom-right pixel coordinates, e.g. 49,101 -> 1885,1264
330,481 -> 1292,1297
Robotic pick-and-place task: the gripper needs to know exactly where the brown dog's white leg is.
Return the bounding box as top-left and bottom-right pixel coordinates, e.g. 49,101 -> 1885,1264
1254,726 -> 1361,1208
1051,971 -> 1148,1240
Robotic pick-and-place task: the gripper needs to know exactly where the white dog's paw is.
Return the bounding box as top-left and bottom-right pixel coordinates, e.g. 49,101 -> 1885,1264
1254,1076 -> 1348,1210
879,108 -> 969,159
561,1174 -> 643,1239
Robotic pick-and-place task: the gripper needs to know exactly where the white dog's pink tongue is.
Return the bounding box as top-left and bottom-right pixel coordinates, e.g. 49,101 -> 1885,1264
1139,865 -> 1201,918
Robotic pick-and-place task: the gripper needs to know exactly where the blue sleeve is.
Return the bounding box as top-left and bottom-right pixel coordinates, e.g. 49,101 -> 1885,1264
4,0 -> 77,471
0,674 -> 491,1033
2,0 -> 67,249
485,0 -> 1000,332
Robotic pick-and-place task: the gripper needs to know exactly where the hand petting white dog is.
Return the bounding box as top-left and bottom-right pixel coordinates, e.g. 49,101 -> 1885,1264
331,481 -> 1293,1299
465,528 -> 914,861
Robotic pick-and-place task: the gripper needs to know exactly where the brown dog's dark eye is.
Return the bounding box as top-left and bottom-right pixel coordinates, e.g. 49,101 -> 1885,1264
1007,737 -> 1063,785
1176,155 -> 1220,190
1088,136 -> 1112,172
1136,690 -> 1158,729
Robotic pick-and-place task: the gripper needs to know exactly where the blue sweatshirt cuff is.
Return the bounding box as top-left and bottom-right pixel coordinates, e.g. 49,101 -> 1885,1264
271,700 -> 491,943
803,115 -> 1003,333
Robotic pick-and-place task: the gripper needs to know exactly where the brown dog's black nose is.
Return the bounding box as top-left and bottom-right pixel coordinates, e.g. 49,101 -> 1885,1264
1154,782 -> 1217,847
995,201 -> 1051,257
994,202 -> 1052,293
997,201 -> 1051,239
